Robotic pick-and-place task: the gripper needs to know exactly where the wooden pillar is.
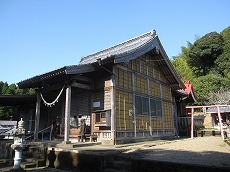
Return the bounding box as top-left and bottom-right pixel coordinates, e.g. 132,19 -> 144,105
110,68 -> 115,144
191,108 -> 194,139
217,106 -> 224,140
131,66 -> 136,137
160,83 -> 164,135
34,92 -> 41,141
61,100 -> 65,135
63,85 -> 71,144
147,65 -> 152,136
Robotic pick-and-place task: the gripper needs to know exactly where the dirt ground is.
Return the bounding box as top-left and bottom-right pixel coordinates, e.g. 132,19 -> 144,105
119,136 -> 230,168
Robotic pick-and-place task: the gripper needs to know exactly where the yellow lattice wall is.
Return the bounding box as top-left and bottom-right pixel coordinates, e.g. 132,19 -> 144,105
148,65 -> 153,78
134,75 -> 148,95
133,59 -> 140,72
140,62 -> 147,75
116,90 -> 133,130
162,85 -> 171,101
149,80 -> 160,98
114,56 -> 174,133
136,115 -> 150,130
154,68 -> 159,80
152,117 -> 162,129
116,67 -> 132,90
163,102 -> 173,129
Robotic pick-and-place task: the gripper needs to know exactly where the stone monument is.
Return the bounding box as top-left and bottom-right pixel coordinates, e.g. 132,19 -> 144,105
10,118 -> 26,171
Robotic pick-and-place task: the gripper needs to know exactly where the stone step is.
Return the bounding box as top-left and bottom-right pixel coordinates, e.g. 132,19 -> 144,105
0,166 -> 13,172
21,162 -> 37,169
103,169 -> 126,172
56,141 -> 101,149
25,158 -> 46,168
0,159 -> 12,168
23,145 -> 46,159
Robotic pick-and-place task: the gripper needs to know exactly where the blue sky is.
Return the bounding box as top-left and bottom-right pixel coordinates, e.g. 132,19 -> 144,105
0,0 -> 229,85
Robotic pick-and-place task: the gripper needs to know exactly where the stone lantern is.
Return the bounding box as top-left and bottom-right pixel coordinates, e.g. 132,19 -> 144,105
11,118 -> 26,171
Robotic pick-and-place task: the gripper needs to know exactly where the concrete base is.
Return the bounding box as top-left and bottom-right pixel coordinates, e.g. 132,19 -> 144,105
101,139 -> 114,145
61,141 -> 71,145
116,136 -> 159,144
10,167 -> 26,172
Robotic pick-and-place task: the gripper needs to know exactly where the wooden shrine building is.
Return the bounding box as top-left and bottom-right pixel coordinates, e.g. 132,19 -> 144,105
17,30 -> 187,144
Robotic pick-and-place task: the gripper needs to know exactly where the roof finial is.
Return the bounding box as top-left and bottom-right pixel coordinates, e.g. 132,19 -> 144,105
151,30 -> 156,36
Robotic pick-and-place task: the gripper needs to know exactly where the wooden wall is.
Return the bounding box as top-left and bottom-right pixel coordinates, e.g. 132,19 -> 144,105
115,53 -> 174,137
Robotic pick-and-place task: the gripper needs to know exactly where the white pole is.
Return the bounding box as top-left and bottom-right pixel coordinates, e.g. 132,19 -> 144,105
217,106 -> 225,140
191,108 -> 194,139
110,73 -> 115,144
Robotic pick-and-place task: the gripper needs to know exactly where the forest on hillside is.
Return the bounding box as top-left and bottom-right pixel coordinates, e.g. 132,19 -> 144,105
171,26 -> 230,105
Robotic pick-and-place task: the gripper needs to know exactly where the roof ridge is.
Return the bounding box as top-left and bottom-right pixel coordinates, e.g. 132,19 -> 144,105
79,30 -> 156,64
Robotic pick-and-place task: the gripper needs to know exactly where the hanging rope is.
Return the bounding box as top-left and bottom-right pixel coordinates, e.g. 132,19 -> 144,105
40,85 -> 65,107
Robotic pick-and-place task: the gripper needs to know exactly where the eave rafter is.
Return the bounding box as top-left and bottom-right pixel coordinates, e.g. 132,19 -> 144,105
71,82 -> 93,90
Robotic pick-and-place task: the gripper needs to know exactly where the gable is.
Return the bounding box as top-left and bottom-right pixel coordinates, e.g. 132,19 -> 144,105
80,30 -> 185,90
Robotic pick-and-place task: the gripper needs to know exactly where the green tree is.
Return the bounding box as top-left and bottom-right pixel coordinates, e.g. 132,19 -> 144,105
15,87 -> 24,95
5,84 -> 17,95
215,53 -> 230,78
0,106 -> 17,120
28,88 -> 36,95
1,82 -> 9,94
187,32 -> 224,77
207,88 -> 230,105
193,74 -> 230,105
215,26 -> 230,78
172,45 -> 194,81
0,81 -> 4,94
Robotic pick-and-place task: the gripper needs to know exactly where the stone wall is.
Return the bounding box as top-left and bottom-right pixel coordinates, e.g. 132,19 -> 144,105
0,141 -> 13,159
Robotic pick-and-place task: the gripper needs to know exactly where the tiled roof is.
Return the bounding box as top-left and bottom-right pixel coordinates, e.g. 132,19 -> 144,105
17,64 -> 95,88
207,106 -> 230,113
80,30 -> 157,64
183,80 -> 198,102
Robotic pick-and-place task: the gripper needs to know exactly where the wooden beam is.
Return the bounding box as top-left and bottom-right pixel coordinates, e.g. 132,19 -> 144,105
71,75 -> 93,83
41,84 -> 63,93
66,65 -> 95,74
170,83 -> 179,88
71,82 -> 93,90
164,75 -> 174,78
